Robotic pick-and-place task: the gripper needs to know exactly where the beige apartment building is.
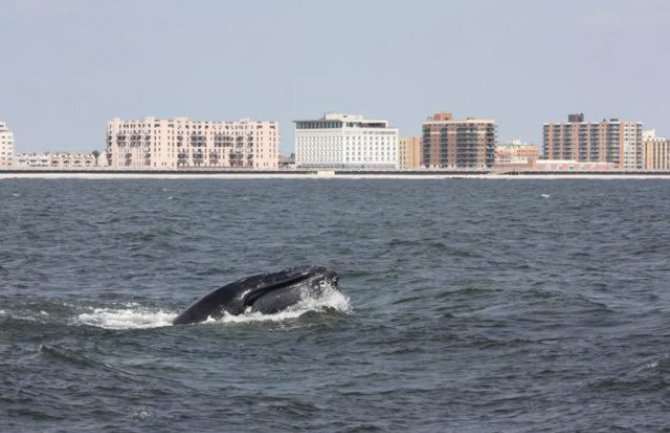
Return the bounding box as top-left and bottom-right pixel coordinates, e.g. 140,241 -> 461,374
107,117 -> 279,169
422,112 -> 496,169
543,113 -> 643,169
398,136 -> 422,169
0,121 -> 15,167
643,130 -> 670,170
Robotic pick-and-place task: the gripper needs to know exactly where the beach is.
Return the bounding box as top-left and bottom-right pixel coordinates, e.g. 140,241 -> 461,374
2,170 -> 670,180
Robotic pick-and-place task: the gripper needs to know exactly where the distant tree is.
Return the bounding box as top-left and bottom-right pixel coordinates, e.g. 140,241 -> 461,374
92,150 -> 100,166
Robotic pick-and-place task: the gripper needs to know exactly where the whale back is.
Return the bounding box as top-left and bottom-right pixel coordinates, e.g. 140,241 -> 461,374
172,267 -> 335,325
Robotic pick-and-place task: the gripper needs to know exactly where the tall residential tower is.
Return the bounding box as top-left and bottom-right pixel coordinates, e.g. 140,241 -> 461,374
421,112 -> 496,169
543,113 -> 643,169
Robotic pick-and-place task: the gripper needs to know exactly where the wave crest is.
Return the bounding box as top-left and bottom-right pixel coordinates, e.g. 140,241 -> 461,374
77,304 -> 176,329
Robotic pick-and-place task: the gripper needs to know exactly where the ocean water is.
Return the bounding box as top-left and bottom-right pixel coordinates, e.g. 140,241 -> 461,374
1,178 -> 669,433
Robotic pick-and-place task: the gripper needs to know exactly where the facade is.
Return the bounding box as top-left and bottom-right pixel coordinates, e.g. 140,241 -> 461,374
543,113 -> 643,169
107,117 -> 279,169
534,160 -> 618,171
422,112 -> 496,169
15,152 -> 106,168
398,136 -> 422,169
494,140 -> 541,171
278,153 -> 295,169
643,130 -> 670,170
0,121 -> 15,167
294,114 -> 399,169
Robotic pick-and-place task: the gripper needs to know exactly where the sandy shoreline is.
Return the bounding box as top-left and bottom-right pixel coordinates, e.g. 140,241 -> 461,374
2,171 -> 670,180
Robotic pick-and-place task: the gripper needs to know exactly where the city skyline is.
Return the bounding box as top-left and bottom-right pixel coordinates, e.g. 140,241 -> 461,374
1,0 -> 669,153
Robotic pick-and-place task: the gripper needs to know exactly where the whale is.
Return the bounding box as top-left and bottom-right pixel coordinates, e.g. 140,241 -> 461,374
172,266 -> 339,325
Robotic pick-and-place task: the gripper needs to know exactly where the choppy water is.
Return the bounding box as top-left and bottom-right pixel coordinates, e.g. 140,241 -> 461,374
1,179 -> 669,432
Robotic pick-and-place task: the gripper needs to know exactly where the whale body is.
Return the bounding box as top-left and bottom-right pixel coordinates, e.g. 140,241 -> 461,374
172,266 -> 339,325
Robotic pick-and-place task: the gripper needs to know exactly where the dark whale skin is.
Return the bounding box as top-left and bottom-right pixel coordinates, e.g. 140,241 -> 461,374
172,266 -> 339,325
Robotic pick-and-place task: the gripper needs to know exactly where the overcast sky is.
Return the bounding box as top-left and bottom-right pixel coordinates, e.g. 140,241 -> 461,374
1,0 -> 668,153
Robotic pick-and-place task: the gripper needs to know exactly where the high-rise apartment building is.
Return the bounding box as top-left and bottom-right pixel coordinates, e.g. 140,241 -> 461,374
295,114 -> 398,169
107,117 -> 279,169
421,112 -> 496,169
0,121 -> 15,167
643,130 -> 670,170
398,137 -> 422,169
543,113 -> 643,169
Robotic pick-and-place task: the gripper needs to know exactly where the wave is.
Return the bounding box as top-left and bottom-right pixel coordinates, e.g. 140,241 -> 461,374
39,344 -> 102,368
76,285 -> 350,329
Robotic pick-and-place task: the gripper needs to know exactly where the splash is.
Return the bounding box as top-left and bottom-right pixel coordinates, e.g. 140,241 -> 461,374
77,304 -> 176,329
211,284 -> 351,325
77,286 -> 350,329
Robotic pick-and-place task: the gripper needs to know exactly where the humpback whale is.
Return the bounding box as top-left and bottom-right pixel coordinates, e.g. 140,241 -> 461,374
173,266 -> 339,325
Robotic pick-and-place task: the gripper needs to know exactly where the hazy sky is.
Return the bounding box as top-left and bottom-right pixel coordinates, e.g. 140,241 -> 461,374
1,0 -> 668,153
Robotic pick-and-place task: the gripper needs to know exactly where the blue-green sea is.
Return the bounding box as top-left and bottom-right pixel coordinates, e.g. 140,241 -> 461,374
1,179 -> 669,432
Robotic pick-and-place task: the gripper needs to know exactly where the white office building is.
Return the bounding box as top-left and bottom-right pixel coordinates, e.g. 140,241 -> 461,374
295,113 -> 399,169
0,121 -> 15,167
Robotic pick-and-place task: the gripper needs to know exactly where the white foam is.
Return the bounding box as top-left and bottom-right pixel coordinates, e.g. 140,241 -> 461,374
78,305 -> 176,329
129,406 -> 152,420
212,285 -> 351,325
645,360 -> 660,369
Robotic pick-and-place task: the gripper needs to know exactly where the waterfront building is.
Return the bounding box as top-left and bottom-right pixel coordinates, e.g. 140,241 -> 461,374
643,130 -> 670,170
534,160 -> 618,171
543,113 -> 643,169
294,113 -> 399,169
107,117 -> 279,169
15,152 -> 106,168
0,121 -> 15,167
494,140 -> 541,172
278,153 -> 295,169
398,136 -> 422,169
421,112 -> 496,169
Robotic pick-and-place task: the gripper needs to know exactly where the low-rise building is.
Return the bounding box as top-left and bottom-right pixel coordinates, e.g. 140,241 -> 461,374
0,121 -> 15,167
294,113 -> 398,169
15,152 -> 106,168
494,140 -> 540,171
278,153 -> 295,169
533,160 -> 618,171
